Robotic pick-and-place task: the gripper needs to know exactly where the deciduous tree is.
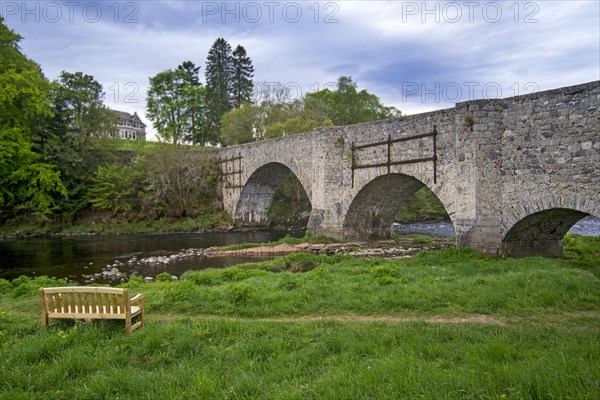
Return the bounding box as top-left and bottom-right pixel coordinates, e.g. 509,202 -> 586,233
0,17 -> 66,221
220,105 -> 260,146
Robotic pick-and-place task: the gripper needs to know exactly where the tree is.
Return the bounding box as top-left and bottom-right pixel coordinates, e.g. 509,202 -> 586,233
48,71 -> 116,143
177,61 -> 210,145
32,71 -> 119,221
205,38 -> 233,143
231,45 -> 254,108
327,76 -> 399,125
0,128 -> 67,222
137,146 -> 218,218
147,68 -> 190,145
86,163 -> 137,217
220,105 -> 260,146
177,60 -> 201,85
147,64 -> 211,145
258,76 -> 397,140
0,17 -> 66,221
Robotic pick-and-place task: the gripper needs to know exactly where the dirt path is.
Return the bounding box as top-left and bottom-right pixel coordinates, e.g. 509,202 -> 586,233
150,311 -> 600,328
151,313 -> 507,326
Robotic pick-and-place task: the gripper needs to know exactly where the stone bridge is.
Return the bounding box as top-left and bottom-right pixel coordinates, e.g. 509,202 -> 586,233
217,81 -> 599,257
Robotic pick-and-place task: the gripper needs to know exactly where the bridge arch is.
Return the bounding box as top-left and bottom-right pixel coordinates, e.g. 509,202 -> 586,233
235,162 -> 312,227
502,194 -> 599,257
342,173 -> 454,240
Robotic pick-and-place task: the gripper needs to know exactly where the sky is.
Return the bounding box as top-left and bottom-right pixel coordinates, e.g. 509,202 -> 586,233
2,0 -> 599,140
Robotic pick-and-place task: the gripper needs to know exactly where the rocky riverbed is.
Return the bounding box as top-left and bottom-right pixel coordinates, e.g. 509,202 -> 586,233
82,238 -> 453,284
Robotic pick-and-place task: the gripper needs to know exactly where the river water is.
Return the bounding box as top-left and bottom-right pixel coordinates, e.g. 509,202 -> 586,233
1,216 -> 597,283
394,216 -> 600,237
0,230 -> 301,283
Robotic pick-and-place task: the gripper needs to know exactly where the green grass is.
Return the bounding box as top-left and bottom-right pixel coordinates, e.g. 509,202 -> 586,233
563,234 -> 600,276
1,245 -> 599,399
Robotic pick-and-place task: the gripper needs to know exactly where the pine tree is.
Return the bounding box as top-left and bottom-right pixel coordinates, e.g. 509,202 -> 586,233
231,45 -> 254,108
177,60 -> 201,86
205,38 -> 233,144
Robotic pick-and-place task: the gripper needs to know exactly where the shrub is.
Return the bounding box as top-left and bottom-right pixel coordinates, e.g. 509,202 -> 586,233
155,272 -> 173,282
123,276 -> 146,287
0,278 -> 10,294
182,270 -> 219,286
10,276 -> 68,297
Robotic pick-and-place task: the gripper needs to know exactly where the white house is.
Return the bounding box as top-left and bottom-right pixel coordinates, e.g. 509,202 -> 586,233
111,110 -> 147,141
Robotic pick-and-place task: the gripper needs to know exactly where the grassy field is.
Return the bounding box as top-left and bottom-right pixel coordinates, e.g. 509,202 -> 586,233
1,241 -> 599,399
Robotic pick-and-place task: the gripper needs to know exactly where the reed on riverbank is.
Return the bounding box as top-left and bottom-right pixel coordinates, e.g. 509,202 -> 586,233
1,243 -> 598,399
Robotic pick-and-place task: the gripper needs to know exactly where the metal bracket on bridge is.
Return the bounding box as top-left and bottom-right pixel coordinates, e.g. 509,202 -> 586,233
350,125 -> 438,188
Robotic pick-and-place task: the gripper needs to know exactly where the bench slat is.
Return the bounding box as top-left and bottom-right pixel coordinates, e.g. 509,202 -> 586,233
89,292 -> 95,313
83,292 -> 89,313
111,293 -> 117,314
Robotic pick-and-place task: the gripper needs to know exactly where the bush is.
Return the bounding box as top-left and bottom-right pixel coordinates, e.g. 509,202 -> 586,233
182,270 -> 219,286
9,275 -> 68,297
0,278 -> 10,294
155,272 -> 173,282
122,276 -> 146,288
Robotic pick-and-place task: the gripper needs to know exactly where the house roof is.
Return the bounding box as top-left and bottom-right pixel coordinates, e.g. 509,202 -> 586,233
112,109 -> 147,128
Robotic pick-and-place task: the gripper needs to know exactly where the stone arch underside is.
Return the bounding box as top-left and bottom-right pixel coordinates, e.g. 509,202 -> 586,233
343,173 -> 450,240
502,208 -> 591,258
235,162 -> 311,227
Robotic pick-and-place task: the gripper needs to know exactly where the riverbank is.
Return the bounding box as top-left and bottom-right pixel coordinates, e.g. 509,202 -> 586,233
1,246 -> 598,398
0,212 -> 232,238
92,235 -> 453,284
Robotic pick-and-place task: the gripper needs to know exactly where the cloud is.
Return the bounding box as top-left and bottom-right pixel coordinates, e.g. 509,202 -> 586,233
2,0 -> 598,135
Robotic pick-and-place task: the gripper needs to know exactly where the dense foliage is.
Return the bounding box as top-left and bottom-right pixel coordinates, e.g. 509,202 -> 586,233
0,18 -> 220,226
220,76 -> 400,146
395,187 -> 449,222
0,17 -> 66,222
86,145 -> 218,219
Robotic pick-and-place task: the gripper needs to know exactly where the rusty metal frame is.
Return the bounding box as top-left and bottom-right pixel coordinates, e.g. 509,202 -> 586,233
351,125 -> 438,187
218,154 -> 243,189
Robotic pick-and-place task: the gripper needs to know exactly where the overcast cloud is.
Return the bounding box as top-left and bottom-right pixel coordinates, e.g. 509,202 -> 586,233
2,0 -> 599,140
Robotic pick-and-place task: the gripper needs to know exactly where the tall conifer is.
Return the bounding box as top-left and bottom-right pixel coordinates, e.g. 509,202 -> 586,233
205,38 -> 233,142
231,45 -> 254,108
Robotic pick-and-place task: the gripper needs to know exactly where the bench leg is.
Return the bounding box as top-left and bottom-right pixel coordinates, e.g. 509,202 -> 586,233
140,302 -> 144,328
39,289 -> 47,328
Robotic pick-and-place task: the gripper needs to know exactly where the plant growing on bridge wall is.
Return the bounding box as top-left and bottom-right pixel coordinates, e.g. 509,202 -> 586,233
343,147 -> 359,168
464,115 -> 475,131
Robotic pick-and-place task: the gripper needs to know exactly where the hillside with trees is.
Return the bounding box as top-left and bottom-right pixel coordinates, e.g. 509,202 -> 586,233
1,20 -> 419,232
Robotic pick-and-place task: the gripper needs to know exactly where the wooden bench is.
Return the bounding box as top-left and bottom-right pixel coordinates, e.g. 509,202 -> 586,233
39,287 -> 144,335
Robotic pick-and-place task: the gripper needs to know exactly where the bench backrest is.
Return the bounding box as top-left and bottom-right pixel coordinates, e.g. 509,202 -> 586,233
40,287 -> 131,316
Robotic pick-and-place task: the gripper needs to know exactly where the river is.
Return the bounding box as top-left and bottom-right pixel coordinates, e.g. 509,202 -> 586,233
1,216 -> 597,284
0,230 -> 302,283
394,215 -> 600,237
